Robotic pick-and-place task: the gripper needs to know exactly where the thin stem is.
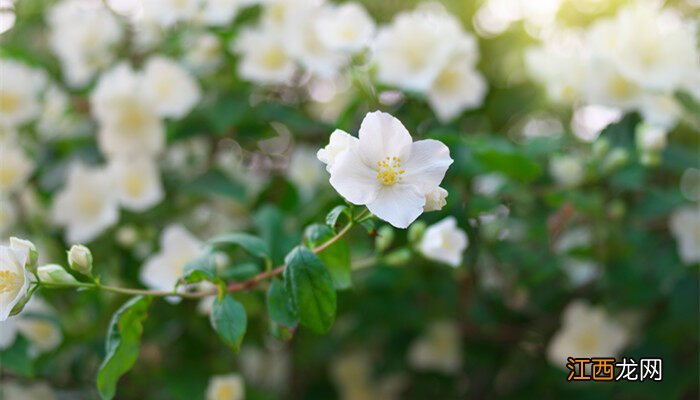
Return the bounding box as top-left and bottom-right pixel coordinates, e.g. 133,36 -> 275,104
39,216 -> 363,300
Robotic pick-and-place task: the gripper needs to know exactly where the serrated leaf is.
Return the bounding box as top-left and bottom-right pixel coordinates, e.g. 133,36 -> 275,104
326,205 -> 351,227
283,246 -> 337,334
304,224 -> 351,289
208,233 -> 271,260
267,279 -> 298,327
97,296 -> 152,400
210,295 -> 247,352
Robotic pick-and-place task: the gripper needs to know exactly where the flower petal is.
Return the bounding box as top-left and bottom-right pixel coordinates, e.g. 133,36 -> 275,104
329,147 -> 380,205
366,184 -> 425,228
403,139 -> 453,193
358,111 -> 412,165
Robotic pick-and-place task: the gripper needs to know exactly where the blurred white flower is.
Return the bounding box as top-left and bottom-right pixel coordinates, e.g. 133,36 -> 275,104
635,123 -> 668,153
287,145 -> 326,197
37,84 -> 78,139
372,5 -> 466,92
570,104 -> 622,142
317,129 -> 357,172
15,297 -> 63,357
52,164 -> 119,243
669,206 -> 700,264
233,25 -> 297,85
183,32 -> 223,74
549,155 -> 584,187
106,0 -> 143,19
427,53 -> 487,122
547,300 -> 629,367
142,0 -> 199,27
561,257 -> 600,287
0,315 -> 17,348
108,156 -> 164,212
200,0 -> 241,27
142,56 -> 201,119
418,217 -> 468,267
408,320 -> 462,374
0,138 -> 33,193
46,0 -> 122,87
472,173 -> 506,197
140,225 -> 202,297
91,64 -> 165,157
582,63 -> 643,111
0,59 -> 46,127
0,0 -> 16,35
240,346 -> 289,392
423,186 -> 448,212
330,351 -> 404,400
315,2 -> 375,53
0,244 -> 29,321
206,374 -> 245,400
638,93 -> 682,129
324,111 -> 453,228
0,197 -> 16,234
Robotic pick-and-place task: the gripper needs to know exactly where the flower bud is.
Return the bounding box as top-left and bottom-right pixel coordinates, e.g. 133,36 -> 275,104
38,264 -> 78,284
408,221 -> 427,243
67,244 -> 93,276
9,237 -> 38,273
602,148 -> 630,172
635,123 -> 667,153
383,248 -> 412,266
424,187 -> 448,211
9,290 -> 33,317
375,225 -> 395,252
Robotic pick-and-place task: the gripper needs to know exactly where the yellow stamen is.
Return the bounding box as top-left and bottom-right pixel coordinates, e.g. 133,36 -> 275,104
0,270 -> 21,294
376,156 -> 405,186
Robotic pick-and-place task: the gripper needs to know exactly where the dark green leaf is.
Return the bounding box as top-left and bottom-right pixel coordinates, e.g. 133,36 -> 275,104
267,279 -> 298,327
97,296 -> 152,400
304,224 -> 351,289
210,295 -> 247,352
474,148 -> 542,183
0,336 -> 33,377
326,205 -> 351,227
283,246 -> 337,334
182,170 -> 247,201
208,233 -> 271,260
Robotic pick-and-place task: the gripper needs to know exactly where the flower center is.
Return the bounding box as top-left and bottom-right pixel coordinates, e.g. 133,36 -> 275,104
376,156 -> 405,186
0,270 -> 22,294
0,93 -> 21,113
262,47 -> 286,70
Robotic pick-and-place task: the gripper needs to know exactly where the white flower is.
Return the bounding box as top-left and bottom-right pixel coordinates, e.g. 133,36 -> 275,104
285,7 -> 348,78
240,346 -> 290,392
0,197 -> 16,234
561,258 -> 600,287
0,244 -> 29,321
52,164 -> 119,243
140,225 -> 202,296
183,32 -> 223,74
0,59 -> 46,127
418,217 -> 468,267
549,155 -> 584,187
423,186 -> 448,212
370,7 -> 454,80
638,94 -> 681,130
408,320 -> 462,374
37,84 -> 77,139
15,297 -> 63,357
0,316 -> 18,349
0,2 -> 16,36
0,138 -> 33,193
372,5 -> 465,92
233,25 -> 297,85
669,206 -> 700,264
141,0 -> 199,27
206,374 -> 245,400
472,173 -> 506,197
317,129 -> 357,171
635,123 -> 668,153
142,56 -> 201,119
200,0 -> 241,27
0,381 -> 56,400
427,54 -> 487,122
581,63 -> 643,111
46,0 -> 122,87
91,64 -> 165,157
547,300 -> 629,367
108,156 -> 164,211
287,145 -> 326,197
315,2 -> 375,53
324,111 -> 453,228
68,244 -> 93,275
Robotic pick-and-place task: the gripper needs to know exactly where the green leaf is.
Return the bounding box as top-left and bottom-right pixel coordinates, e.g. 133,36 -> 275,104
267,279 -> 298,327
0,336 -> 33,377
326,205 -> 351,227
183,170 -> 247,201
97,296 -> 152,400
208,233 -> 271,260
182,254 -> 216,284
304,224 -> 351,289
283,246 -> 337,334
210,295 -> 247,352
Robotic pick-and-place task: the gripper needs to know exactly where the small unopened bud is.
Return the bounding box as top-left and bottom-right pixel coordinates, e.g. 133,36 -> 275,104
424,187 -> 448,211
10,237 -> 38,273
375,225 -> 395,252
10,290 -> 33,317
38,264 -> 78,284
68,245 -> 93,276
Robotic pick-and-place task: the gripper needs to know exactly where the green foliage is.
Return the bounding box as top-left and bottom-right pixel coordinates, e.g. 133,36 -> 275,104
209,295 -> 248,352
283,246 -> 337,334
97,296 -> 152,400
304,224 -> 352,290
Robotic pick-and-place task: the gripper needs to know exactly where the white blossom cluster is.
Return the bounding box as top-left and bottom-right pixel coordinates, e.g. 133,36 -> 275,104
525,1 -> 699,133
